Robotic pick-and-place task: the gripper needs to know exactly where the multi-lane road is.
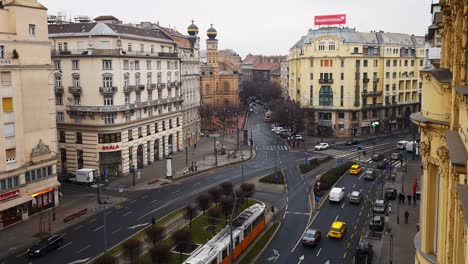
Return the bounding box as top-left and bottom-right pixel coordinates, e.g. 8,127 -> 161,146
1,105 -> 410,264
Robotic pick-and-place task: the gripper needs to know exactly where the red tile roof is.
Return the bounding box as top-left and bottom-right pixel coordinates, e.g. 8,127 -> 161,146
254,63 -> 280,71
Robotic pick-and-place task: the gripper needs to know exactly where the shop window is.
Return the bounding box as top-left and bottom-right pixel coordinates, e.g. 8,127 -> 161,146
76,132 -> 82,144
99,133 -> 121,143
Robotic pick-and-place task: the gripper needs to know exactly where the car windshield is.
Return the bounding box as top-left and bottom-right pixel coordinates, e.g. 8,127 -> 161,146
35,238 -> 49,246
331,227 -> 341,232
351,192 -> 360,197
304,231 -> 315,238
375,201 -> 384,207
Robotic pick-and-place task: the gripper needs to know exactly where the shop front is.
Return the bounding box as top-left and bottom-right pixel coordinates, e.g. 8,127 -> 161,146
28,188 -> 55,216
99,143 -> 122,176
0,189 -> 23,228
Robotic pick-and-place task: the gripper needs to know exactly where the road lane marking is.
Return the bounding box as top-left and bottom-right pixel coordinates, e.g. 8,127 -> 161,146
316,248 -> 322,256
285,204 -> 288,210
57,242 -> 72,250
192,182 -> 201,186
347,242 -> 351,249
123,211 -> 133,216
335,214 -> 339,221
93,226 -> 103,232
89,218 -> 96,223
151,199 -> 158,204
341,203 -> 345,209
353,184 -> 356,189
73,225 -> 82,230
16,251 -> 27,258
112,227 -> 121,235
75,245 -> 91,254
105,211 -> 112,215
129,199 -> 137,204
285,211 -> 310,216
171,190 -> 180,195
343,252 -> 348,258
141,195 -> 149,199
351,233 -> 354,239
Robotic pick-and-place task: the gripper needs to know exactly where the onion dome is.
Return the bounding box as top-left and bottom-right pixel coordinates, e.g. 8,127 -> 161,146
207,24 -> 217,39
187,20 -> 199,36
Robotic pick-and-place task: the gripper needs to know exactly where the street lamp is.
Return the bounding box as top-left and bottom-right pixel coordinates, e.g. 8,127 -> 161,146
209,133 -> 221,167
229,191 -> 238,264
97,175 -> 108,252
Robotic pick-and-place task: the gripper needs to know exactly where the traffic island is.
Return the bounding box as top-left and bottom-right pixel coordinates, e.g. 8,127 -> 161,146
259,171 -> 285,185
299,156 -> 334,174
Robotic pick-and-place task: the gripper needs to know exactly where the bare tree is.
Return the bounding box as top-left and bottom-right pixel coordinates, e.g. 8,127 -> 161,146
122,238 -> 142,263
172,229 -> 193,263
220,196 -> 234,223
240,183 -> 256,205
150,244 -> 171,264
184,205 -> 198,230
94,255 -> 117,264
196,193 -> 211,215
219,181 -> 234,197
206,207 -> 222,235
208,187 -> 222,207
146,224 -> 165,246
235,188 -> 245,209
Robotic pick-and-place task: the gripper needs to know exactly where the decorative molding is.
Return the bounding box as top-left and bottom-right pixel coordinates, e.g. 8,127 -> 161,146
437,145 -> 450,163
31,139 -> 51,157
420,141 -> 430,157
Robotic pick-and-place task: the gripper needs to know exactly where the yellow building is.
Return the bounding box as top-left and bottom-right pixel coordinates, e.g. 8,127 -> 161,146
0,0 -> 59,229
200,25 -> 240,109
412,1 -> 468,263
289,27 -> 425,137
48,16 -> 183,176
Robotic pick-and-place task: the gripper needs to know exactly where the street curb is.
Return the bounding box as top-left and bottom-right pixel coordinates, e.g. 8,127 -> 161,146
247,221 -> 282,264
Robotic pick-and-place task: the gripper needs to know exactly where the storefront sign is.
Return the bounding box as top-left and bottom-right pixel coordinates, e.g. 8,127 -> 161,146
314,14 -> 347,26
0,189 -> 20,203
102,144 -> 120,151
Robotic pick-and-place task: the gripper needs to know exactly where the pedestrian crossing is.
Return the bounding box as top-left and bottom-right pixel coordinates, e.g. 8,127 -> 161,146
255,145 -> 291,151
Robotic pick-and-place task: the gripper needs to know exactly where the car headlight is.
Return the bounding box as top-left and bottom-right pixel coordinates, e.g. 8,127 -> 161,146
34,250 -> 40,253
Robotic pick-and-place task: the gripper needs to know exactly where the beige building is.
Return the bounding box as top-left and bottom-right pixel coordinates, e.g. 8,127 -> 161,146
49,16 -> 183,176
412,1 -> 468,263
0,0 -> 59,230
289,27 -> 425,137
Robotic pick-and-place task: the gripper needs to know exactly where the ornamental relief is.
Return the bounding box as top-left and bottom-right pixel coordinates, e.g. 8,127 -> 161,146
437,145 -> 450,163
420,141 -> 430,157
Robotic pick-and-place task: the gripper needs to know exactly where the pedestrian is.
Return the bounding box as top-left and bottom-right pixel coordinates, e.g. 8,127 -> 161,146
404,210 -> 409,224
407,194 -> 412,205
363,150 -> 366,157
413,194 -> 417,206
398,193 -> 404,204
151,216 -> 156,225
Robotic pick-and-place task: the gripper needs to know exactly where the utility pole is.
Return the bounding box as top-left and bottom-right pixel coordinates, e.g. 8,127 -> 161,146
131,165 -> 136,187
241,152 -> 245,185
412,123 -> 416,160
185,146 -> 188,165
97,175 -> 108,252
229,191 -> 238,264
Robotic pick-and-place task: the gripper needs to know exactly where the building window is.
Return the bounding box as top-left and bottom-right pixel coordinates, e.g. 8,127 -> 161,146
223,82 -> 229,92
2,97 -> 13,112
151,45 -> 155,53
135,93 -> 141,103
136,109 -> 141,119
134,60 -> 140,70
55,95 -> 63,105
128,130 -> 133,141
76,132 -> 82,144
54,75 -> 62,87
138,127 -> 143,138
77,150 -> 84,169
102,60 -> 112,70
162,121 -> 166,131
103,76 -> 113,87
393,60 -> 397,67
125,94 -> 130,104
54,60 -> 61,70
29,24 -> 36,36
73,75 -> 80,87
147,125 -> 151,135
3,123 -> 14,137
124,60 -> 129,70
128,43 -> 132,52
338,112 -> 345,119
104,96 -> 114,106
385,72 -> 390,79
373,60 -> 378,67
310,73 -> 313,80
1,175 -> 19,190
157,61 -> 161,70
363,111 -> 368,119
167,61 -> 171,70
104,113 -> 114,124
99,133 -> 121,143
340,60 -> 344,67
319,86 -> 333,106
74,115 -> 82,124
392,72 -> 397,79
419,60 -> 423,67
353,47 -> 359,53
363,60 -> 368,67
73,96 -> 80,105
340,86 -> 344,107
56,112 -> 64,123
0,45 -> 4,59
25,167 -> 53,183
72,60 -> 80,70
140,44 -> 144,52
340,73 -> 344,80
167,72 -> 172,82
147,60 -> 152,70
385,84 -> 389,91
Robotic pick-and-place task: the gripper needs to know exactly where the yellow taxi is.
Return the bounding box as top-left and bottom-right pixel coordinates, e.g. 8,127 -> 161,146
349,164 -> 362,175
328,221 -> 346,239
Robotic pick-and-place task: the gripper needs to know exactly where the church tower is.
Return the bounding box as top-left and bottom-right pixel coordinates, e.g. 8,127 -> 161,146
206,24 -> 218,67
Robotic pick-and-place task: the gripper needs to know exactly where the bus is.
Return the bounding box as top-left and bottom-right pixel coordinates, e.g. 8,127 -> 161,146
264,110 -> 272,122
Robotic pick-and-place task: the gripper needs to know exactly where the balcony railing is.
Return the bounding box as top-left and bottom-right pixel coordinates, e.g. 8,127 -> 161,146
0,58 -> 19,66
147,83 -> 157,91
135,84 -> 145,92
157,83 -> 166,89
54,86 -> 64,94
318,79 -> 334,84
373,78 -> 380,83
123,85 -> 135,93
362,90 -> 383,96
362,103 -> 383,109
175,81 -> 182,87
68,86 -> 82,95
363,78 -> 370,84
168,82 -> 176,88
99,86 -> 118,94
158,52 -> 178,58
66,96 -> 184,113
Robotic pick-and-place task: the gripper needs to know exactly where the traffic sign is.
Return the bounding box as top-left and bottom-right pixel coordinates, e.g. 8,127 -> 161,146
315,195 -> 320,201
337,159 -> 343,164
386,164 -> 392,172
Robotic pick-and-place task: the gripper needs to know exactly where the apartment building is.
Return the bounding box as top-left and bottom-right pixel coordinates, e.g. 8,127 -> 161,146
289,27 -> 425,137
0,0 -> 59,229
49,16 -> 183,176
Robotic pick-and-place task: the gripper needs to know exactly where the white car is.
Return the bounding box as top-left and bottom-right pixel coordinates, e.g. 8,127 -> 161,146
329,187 -> 345,203
314,143 -> 329,150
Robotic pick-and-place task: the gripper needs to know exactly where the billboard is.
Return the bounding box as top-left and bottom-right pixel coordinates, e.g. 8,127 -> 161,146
314,14 -> 347,26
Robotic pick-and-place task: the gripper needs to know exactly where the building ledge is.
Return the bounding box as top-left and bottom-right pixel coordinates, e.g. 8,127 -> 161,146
420,68 -> 452,84
457,185 -> 468,224
445,131 -> 468,167
454,86 -> 468,96
414,231 -> 437,264
410,112 -> 450,126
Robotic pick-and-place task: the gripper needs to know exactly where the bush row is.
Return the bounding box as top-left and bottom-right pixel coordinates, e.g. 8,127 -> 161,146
318,161 -> 354,190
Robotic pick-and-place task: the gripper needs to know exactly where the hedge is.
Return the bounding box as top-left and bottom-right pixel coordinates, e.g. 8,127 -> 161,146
318,161 -> 354,190
299,156 -> 334,174
259,171 -> 284,184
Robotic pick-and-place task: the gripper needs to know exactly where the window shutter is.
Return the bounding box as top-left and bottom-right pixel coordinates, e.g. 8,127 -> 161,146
2,97 -> 13,112
6,148 -> 16,160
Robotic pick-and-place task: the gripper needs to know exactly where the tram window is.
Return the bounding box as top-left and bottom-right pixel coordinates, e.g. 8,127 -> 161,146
235,236 -> 240,246
210,259 -> 217,264
222,248 -> 228,259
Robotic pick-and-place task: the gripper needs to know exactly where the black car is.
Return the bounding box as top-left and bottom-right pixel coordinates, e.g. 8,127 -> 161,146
369,215 -> 385,231
372,154 -> 384,161
385,187 -> 397,200
302,229 -> 321,246
376,159 -> 389,170
355,241 -> 373,264
346,139 -> 360,145
279,131 -> 291,139
28,234 -> 64,257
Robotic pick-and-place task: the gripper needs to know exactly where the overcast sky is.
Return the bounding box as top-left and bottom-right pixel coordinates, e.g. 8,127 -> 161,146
41,0 -> 434,57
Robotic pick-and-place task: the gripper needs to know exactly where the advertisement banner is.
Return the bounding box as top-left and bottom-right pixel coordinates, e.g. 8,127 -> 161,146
314,14 -> 347,26
0,189 -> 20,203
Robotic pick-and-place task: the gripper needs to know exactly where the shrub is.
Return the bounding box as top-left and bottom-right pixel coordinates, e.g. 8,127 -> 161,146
150,244 -> 171,264
196,193 -> 211,215
318,161 -> 354,189
208,187 -> 222,207
172,229 -> 193,263
299,156 -> 334,174
122,238 -> 142,263
259,171 -> 284,184
94,255 -> 117,264
146,224 -> 165,246
219,181 -> 234,196
184,205 -> 198,230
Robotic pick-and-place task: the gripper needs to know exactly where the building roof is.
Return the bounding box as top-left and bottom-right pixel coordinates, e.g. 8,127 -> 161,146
457,185 -> 468,222
254,63 -> 280,71
3,0 -> 47,10
159,27 -> 193,49
243,54 -> 260,64
219,61 -> 238,72
420,68 -> 453,84
48,22 -> 173,42
94,15 -> 119,22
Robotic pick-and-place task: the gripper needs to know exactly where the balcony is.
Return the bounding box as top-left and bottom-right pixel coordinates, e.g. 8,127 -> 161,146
99,86 -> 118,94
168,82 -> 176,88
134,85 -> 145,92
0,58 -> 19,66
157,83 -> 166,89
362,90 -> 383,96
54,86 -> 64,94
175,81 -> 182,88
68,86 -> 82,95
66,96 -> 184,113
373,78 -> 380,83
123,85 -> 135,93
147,83 -> 157,91
362,103 -> 383,109
363,78 -> 370,84
318,79 -> 334,84
158,52 -> 178,58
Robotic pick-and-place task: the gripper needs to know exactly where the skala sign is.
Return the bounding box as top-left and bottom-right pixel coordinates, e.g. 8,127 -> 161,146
314,14 -> 347,26
102,145 -> 120,151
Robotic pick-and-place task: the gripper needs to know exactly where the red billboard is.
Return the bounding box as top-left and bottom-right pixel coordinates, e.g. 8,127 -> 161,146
314,14 -> 347,26
0,189 -> 20,203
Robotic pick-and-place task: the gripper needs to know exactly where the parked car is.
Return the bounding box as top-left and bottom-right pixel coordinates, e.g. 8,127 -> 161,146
372,154 -> 384,161
315,143 -> 329,150
302,229 -> 321,246
355,241 -> 374,264
373,200 -> 387,213
397,140 -> 408,150
279,131 -> 291,139
349,191 -> 362,204
384,187 -> 397,200
377,159 -> 389,170
294,135 -> 304,141
328,221 -> 346,239
349,164 -> 362,175
363,169 -> 376,181
346,139 -> 360,145
369,215 -> 385,231
390,152 -> 400,161
28,234 -> 64,257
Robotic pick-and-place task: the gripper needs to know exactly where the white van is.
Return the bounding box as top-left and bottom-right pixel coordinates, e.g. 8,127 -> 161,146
69,168 -> 98,184
406,141 -> 419,153
397,140 -> 408,150
329,187 -> 345,203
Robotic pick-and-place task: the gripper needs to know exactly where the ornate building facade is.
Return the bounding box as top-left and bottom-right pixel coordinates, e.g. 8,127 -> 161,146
412,1 -> 468,263
289,27 -> 425,137
0,0 -> 59,229
200,25 -> 240,109
49,17 -> 183,176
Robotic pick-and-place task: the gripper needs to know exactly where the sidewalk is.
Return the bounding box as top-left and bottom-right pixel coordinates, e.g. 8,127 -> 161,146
380,158 -> 422,263
0,191 -> 126,260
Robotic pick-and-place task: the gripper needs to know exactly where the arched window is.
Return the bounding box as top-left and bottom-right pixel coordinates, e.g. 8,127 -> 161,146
147,72 -> 152,85
167,72 -> 172,82
223,81 -> 229,92
319,86 -> 333,106
174,71 -> 179,82
157,72 -> 162,83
